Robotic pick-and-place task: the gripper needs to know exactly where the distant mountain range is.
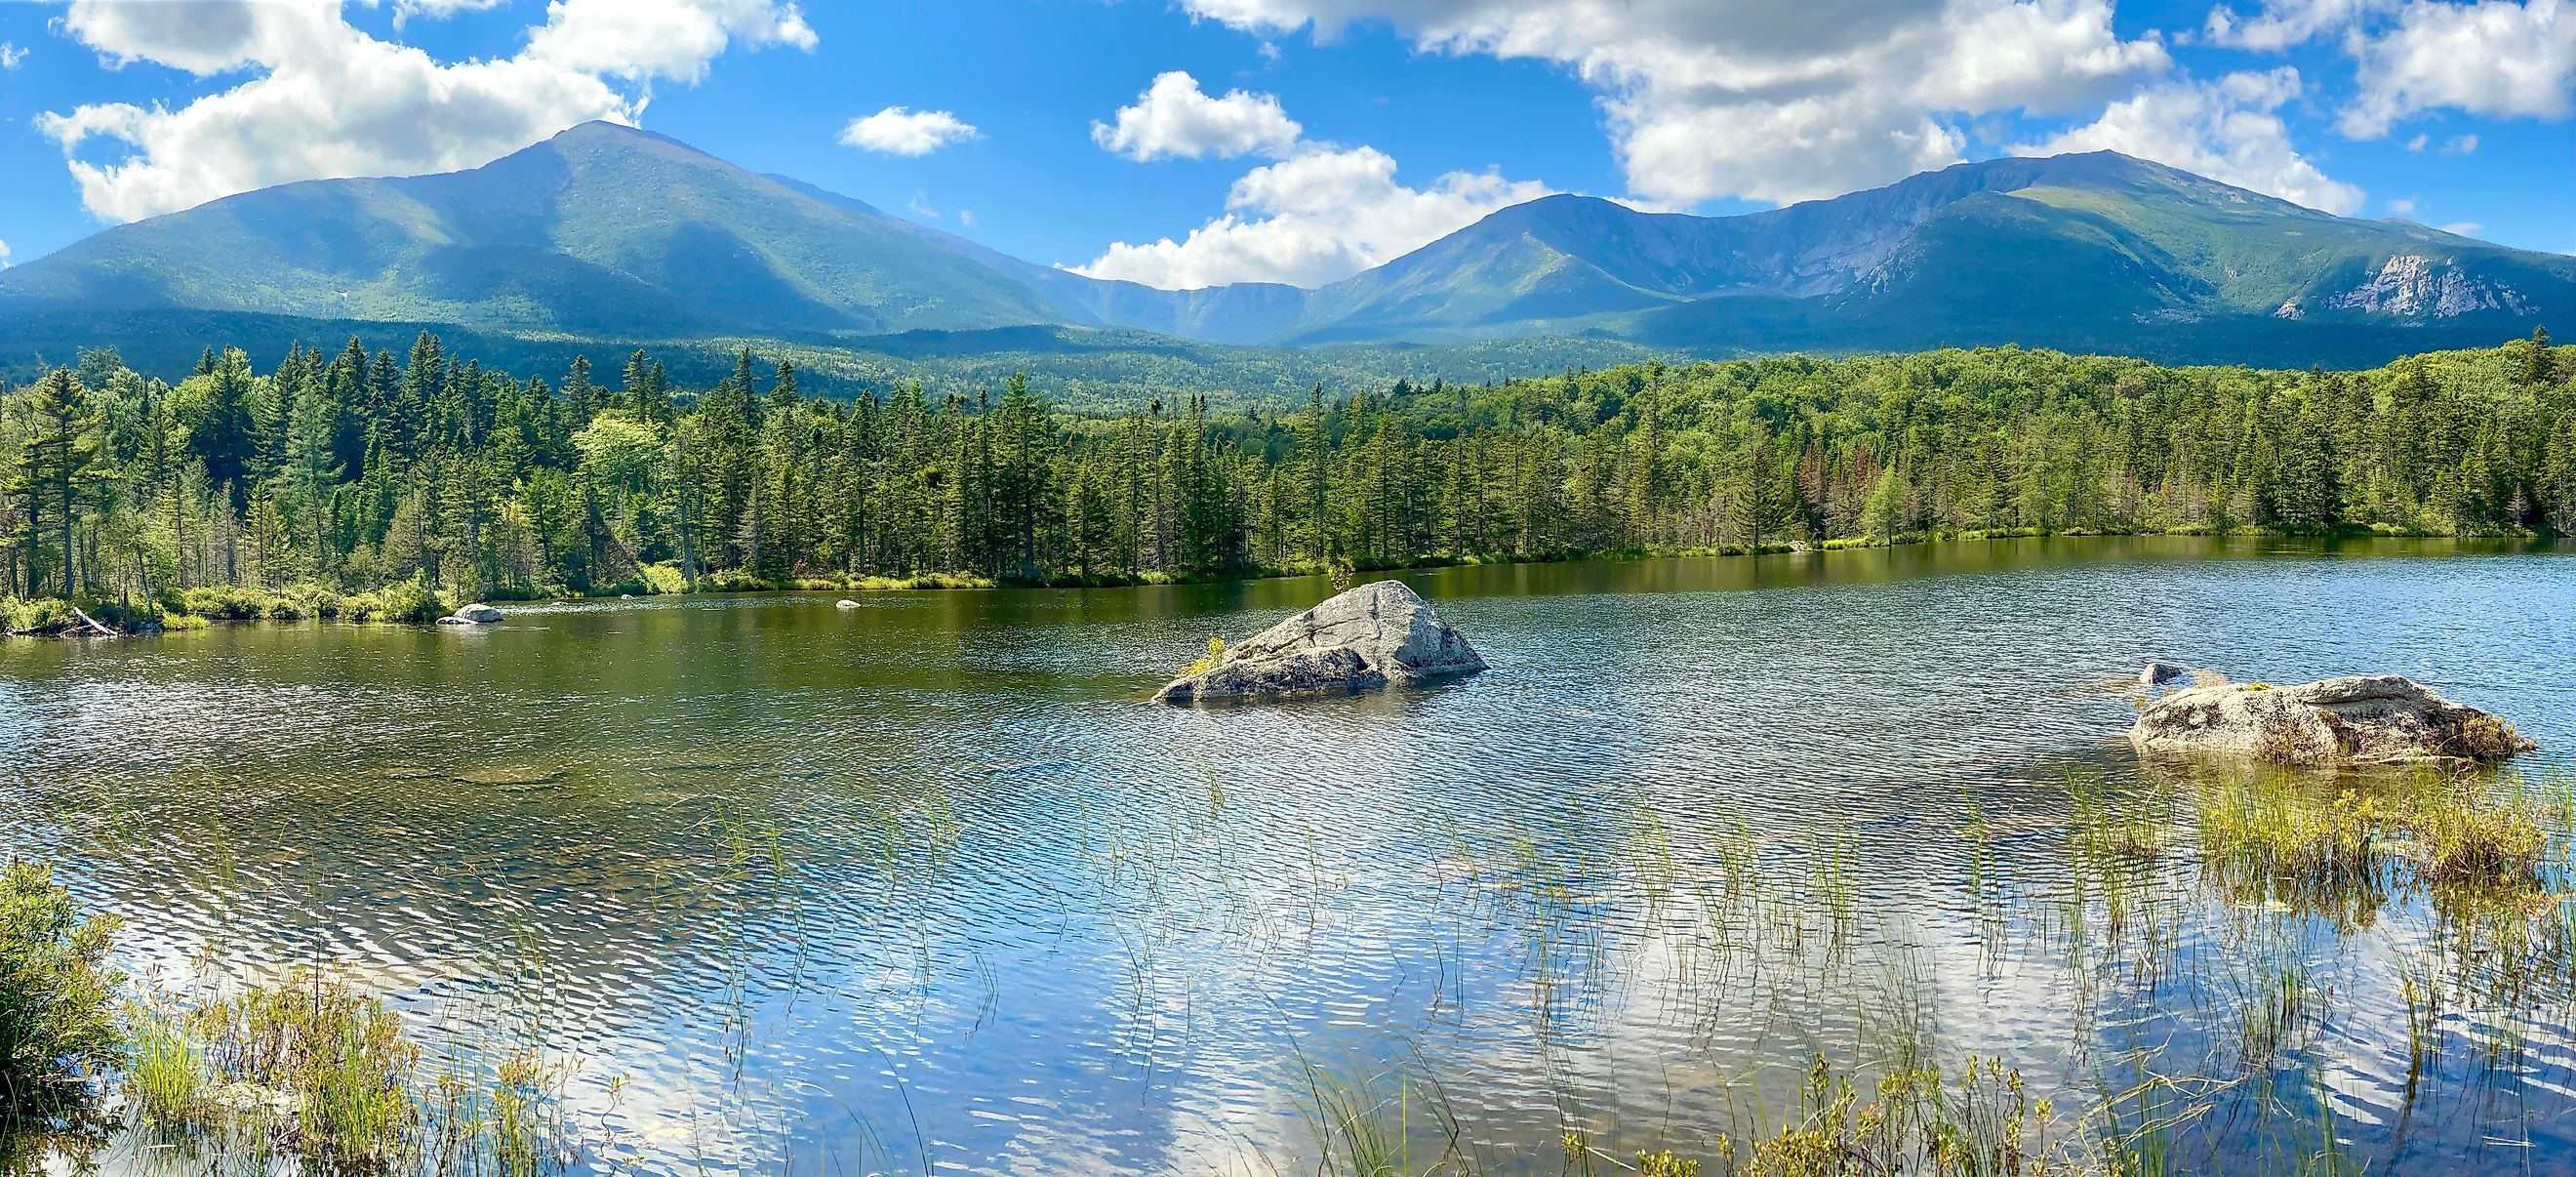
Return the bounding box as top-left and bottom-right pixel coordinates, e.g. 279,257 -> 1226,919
2,120 -> 2567,386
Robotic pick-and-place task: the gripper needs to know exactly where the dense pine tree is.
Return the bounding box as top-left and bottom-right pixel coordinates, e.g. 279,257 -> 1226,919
1,334 -> 2570,617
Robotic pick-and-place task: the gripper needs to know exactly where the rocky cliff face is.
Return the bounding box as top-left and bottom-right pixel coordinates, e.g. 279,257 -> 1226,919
2335,256 -> 2536,318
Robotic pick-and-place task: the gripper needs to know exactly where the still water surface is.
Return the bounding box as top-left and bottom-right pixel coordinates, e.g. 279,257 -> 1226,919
5,537 -> 2574,1174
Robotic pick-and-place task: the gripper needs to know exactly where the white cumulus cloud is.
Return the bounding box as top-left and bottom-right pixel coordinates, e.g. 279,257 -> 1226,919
1091,71 -> 1303,160
838,106 -> 981,155
2200,0 -> 2386,50
0,42 -> 25,70
1075,144 -> 1551,289
1172,0 -> 2169,207
386,0 -> 510,25
36,0 -> 816,223
2017,68 -> 2365,214
525,0 -> 814,85
2342,0 -> 2576,137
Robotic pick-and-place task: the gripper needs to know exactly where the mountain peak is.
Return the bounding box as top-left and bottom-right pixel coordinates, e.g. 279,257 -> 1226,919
539,119 -> 719,160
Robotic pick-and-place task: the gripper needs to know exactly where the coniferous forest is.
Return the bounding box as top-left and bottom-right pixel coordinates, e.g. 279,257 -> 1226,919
2,329 -> 2569,623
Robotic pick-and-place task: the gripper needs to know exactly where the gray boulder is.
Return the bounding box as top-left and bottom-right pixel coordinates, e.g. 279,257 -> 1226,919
2130,674 -> 2534,765
445,603 -> 503,625
2139,661 -> 2188,686
1155,580 -> 1487,705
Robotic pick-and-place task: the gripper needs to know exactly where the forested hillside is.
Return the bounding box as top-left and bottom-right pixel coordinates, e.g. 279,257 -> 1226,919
3,330 -> 2569,622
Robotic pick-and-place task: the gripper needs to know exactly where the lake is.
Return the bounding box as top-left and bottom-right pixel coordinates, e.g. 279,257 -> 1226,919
6,536 -> 2574,1175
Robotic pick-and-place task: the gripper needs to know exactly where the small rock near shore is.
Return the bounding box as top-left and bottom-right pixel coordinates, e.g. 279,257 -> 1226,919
2138,661 -> 2188,686
1156,580 -> 1486,705
2130,674 -> 2535,765
439,603 -> 503,625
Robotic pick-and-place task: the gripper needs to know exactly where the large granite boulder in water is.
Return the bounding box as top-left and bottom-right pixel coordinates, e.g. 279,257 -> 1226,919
2130,674 -> 2534,765
1155,581 -> 1487,705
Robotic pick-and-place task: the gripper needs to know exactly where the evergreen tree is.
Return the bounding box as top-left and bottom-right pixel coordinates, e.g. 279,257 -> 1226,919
8,369 -> 105,596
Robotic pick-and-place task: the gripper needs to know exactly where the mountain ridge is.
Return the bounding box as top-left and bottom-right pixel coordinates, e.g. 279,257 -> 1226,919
2,120 -> 2566,372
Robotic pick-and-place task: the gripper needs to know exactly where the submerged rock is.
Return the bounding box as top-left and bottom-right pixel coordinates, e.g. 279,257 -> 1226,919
2130,674 -> 2535,765
835,599 -> 862,610
2139,661 -> 2188,686
1155,580 -> 1486,705
440,603 -> 503,625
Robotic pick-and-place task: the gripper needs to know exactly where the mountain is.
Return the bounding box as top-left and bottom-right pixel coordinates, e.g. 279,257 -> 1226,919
2,121 -> 2567,379
1284,152 -> 2576,352
0,122 -> 1064,338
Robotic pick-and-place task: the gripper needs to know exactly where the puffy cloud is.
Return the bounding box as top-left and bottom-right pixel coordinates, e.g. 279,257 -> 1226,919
0,42 -> 25,70
838,106 -> 981,155
59,0 -> 282,74
2390,195 -> 2419,213
1091,71 -> 1303,160
387,0 -> 510,25
2199,0 -> 2384,50
2440,131 -> 2480,152
2340,0 -> 2576,136
37,0 -> 815,223
1173,0 -> 2169,206
2016,68 -> 2366,214
524,0 -> 815,85
0,239 -> 11,269
1074,145 -> 1552,288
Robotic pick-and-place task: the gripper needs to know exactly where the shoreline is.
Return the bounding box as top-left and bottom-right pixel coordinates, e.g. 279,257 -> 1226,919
6,526 -> 2565,638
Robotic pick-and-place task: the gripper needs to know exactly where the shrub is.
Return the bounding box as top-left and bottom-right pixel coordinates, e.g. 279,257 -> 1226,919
0,598 -> 76,635
2439,712 -> 2535,763
375,577 -> 446,625
174,586 -> 273,621
639,562 -> 691,595
705,568 -> 776,592
0,861 -> 125,1120
278,582 -> 346,620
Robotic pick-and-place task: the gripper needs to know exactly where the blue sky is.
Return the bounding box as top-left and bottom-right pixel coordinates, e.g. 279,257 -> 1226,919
0,0 -> 2568,288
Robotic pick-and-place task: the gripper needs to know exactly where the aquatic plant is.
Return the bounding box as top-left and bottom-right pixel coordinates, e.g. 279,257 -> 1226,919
1178,634 -> 1228,678
2196,770 -> 2551,910
123,1000 -> 208,1130
0,861 -> 124,1121
2069,776 -> 2167,863
116,970 -> 581,1177
1707,1053 -> 2114,1177
1292,1059 -> 1469,1177
2197,780 -> 2379,901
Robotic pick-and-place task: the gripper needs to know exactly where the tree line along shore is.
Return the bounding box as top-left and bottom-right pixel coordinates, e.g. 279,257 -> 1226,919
0,329 -> 2566,632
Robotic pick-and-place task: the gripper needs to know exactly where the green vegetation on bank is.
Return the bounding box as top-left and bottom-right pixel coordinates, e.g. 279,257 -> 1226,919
1,331 -> 2568,624
0,863 -> 122,1121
